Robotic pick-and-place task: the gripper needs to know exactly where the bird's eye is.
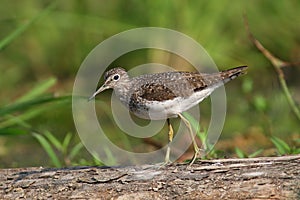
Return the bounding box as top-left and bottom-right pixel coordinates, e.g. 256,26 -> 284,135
113,74 -> 120,81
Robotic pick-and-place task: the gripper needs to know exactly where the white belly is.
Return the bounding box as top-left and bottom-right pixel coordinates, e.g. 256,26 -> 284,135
132,87 -> 215,120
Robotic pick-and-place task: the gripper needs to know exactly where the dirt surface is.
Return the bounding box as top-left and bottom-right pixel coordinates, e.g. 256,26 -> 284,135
1,155 -> 299,199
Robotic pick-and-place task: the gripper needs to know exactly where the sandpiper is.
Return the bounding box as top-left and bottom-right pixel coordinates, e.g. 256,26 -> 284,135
89,65 -> 248,165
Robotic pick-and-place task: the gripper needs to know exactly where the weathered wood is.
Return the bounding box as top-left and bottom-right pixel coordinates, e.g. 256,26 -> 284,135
1,155 -> 299,199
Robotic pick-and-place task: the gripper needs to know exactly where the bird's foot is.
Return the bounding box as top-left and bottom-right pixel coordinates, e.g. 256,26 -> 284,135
188,146 -> 201,166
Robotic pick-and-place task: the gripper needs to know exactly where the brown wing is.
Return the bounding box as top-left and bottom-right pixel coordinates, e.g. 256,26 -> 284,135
182,66 -> 248,92
135,83 -> 177,101
180,72 -> 221,92
129,66 -> 248,105
128,83 -> 177,113
130,72 -> 221,102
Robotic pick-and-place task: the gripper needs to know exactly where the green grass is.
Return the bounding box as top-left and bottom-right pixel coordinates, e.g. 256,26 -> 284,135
32,131 -> 87,167
0,1 -> 299,167
271,136 -> 300,155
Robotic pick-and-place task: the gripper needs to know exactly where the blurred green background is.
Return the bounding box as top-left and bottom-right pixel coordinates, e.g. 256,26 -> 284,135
0,1 -> 299,168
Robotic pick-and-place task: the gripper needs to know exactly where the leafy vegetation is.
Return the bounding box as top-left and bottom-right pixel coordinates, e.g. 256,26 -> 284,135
0,1 -> 299,167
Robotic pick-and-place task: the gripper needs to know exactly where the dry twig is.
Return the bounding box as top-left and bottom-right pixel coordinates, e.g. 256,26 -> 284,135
243,15 -> 300,121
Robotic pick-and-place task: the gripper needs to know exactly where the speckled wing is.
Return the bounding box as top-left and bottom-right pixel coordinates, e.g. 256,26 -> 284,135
129,65 -> 247,102
129,72 -> 196,102
136,83 -> 178,101
182,65 -> 248,92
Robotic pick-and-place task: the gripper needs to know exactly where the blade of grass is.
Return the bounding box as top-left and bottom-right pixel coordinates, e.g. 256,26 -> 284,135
0,128 -> 29,136
62,132 -> 72,154
91,151 -> 105,166
271,136 -> 291,155
43,130 -> 63,151
0,1 -> 58,50
0,107 -> 47,128
0,114 -> 31,129
0,95 -> 71,116
32,132 -> 62,167
16,78 -> 57,103
294,148 -> 300,154
69,142 -> 83,160
103,146 -> 117,166
248,149 -> 263,158
235,147 -> 246,158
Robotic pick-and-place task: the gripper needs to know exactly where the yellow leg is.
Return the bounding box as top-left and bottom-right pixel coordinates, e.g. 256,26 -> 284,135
164,118 -> 173,164
178,113 -> 200,165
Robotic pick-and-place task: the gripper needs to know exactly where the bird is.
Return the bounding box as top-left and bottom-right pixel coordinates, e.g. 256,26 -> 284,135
89,65 -> 248,165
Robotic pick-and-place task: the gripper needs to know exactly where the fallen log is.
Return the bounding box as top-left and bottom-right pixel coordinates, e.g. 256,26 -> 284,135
1,155 -> 299,199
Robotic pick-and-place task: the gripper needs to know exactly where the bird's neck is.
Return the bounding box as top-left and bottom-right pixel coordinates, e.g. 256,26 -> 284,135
114,78 -> 132,105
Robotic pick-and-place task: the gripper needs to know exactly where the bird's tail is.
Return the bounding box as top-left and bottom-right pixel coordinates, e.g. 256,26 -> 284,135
221,65 -> 248,83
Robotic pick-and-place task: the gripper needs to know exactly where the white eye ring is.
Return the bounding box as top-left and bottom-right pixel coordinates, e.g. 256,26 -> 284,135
113,74 -> 120,81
